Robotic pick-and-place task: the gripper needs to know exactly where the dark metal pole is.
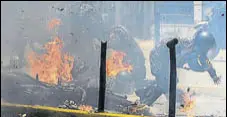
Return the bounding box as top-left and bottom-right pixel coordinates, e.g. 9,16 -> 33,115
36,73 -> 39,81
98,41 -> 107,112
36,73 -> 39,87
166,38 -> 178,117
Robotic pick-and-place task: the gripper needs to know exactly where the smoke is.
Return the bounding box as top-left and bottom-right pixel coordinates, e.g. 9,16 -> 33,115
1,1 -> 76,57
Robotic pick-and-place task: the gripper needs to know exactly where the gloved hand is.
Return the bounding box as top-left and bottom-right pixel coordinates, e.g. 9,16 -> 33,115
213,76 -> 222,85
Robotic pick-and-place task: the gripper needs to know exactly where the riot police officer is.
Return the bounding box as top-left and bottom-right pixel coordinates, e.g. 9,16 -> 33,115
136,29 -> 221,106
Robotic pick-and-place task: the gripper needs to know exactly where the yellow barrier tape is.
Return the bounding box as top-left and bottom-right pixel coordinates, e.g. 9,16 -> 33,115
1,102 -> 149,117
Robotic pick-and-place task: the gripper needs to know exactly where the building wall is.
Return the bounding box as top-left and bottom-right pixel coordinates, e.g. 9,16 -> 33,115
100,1 -> 202,40
154,1 -> 196,40
160,24 -> 195,40
194,1 -> 203,24
156,1 -> 194,24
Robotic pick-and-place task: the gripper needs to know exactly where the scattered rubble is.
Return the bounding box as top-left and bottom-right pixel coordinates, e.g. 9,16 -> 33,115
18,113 -> 27,117
58,100 -> 94,113
58,100 -> 78,109
116,100 -> 153,116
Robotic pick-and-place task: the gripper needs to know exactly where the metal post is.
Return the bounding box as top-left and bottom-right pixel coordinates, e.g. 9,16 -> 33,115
98,41 -> 107,112
166,38 -> 178,117
36,73 -> 39,81
36,73 -> 39,87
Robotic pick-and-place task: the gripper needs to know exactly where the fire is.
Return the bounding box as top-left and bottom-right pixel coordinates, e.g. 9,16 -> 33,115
27,37 -> 74,85
48,18 -> 61,30
78,105 -> 93,112
106,50 -> 133,78
180,92 -> 196,117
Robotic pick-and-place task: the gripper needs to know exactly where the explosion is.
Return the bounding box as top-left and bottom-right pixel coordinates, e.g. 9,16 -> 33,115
106,49 -> 133,78
27,37 -> 74,85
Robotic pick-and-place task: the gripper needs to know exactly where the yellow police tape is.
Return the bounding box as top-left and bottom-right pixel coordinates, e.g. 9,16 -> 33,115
1,102 -> 149,117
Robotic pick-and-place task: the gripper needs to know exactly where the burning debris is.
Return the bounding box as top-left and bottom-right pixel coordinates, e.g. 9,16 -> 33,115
78,105 -> 93,112
180,94 -> 195,112
116,100 -> 152,116
27,16 -> 75,85
127,101 -> 147,115
106,49 -> 133,78
180,88 -> 196,117
27,37 -> 74,85
58,100 -> 93,113
103,25 -> 146,95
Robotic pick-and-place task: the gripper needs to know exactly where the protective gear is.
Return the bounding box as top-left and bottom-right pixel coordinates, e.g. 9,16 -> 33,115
193,30 -> 217,56
137,36 -> 220,106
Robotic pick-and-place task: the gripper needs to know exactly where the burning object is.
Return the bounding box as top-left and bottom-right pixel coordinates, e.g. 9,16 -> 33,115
180,88 -> 196,117
106,49 -> 133,78
180,93 -> 196,112
78,105 -> 93,112
27,37 -> 74,85
58,100 -> 93,113
127,101 -> 147,115
104,25 -> 146,95
116,100 -> 151,116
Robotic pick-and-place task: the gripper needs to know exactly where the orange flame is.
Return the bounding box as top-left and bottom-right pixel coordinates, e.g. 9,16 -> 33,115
48,18 -> 61,30
27,37 -> 74,85
78,105 -> 93,112
106,50 -> 133,78
180,92 -> 196,117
